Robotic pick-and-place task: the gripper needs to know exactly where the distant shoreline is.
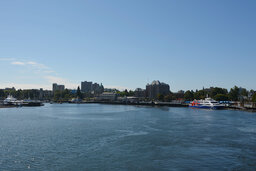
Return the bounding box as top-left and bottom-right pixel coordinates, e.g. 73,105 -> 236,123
1,102 -> 256,113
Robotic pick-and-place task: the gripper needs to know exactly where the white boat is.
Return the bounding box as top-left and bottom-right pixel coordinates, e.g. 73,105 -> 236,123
3,96 -> 43,106
3,95 -> 22,106
189,98 -> 224,109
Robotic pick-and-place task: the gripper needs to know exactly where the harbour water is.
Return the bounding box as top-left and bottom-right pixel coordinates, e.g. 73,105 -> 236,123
0,104 -> 256,170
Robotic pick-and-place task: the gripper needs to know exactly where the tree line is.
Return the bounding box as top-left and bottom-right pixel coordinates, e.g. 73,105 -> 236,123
155,86 -> 256,102
183,86 -> 256,102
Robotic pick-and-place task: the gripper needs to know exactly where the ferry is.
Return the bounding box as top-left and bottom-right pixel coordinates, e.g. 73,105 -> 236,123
3,95 -> 43,106
189,98 -> 224,109
3,95 -> 22,106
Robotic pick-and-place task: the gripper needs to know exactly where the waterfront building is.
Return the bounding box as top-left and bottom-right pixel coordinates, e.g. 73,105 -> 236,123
104,88 -> 118,93
81,81 -> 104,94
92,83 -> 104,94
52,83 -> 65,92
146,80 -> 170,99
81,81 -> 92,93
96,92 -> 117,101
117,96 -> 139,103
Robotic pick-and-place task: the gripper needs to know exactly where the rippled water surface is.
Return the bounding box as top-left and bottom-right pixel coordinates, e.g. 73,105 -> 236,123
0,104 -> 256,170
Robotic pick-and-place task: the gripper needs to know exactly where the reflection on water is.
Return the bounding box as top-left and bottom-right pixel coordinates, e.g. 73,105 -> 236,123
0,103 -> 256,170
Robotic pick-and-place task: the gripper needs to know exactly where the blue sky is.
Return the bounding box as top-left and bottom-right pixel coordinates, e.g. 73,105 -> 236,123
0,0 -> 255,91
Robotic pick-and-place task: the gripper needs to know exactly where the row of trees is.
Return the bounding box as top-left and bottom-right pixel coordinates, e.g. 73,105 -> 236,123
116,89 -> 135,97
154,86 -> 256,102
156,93 -> 184,102
183,86 -> 256,102
53,87 -> 86,102
53,89 -> 74,102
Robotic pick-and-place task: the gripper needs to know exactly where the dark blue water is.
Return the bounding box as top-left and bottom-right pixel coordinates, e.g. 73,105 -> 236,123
0,104 -> 256,170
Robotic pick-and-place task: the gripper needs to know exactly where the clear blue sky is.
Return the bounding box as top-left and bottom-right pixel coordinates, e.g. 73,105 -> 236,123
0,0 -> 255,91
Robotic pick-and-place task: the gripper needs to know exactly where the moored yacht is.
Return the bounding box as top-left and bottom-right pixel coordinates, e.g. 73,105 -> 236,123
189,98 -> 224,109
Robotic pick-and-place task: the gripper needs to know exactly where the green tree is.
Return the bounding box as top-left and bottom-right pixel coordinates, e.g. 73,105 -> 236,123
210,87 -> 228,97
157,94 -> 164,101
119,89 -> 134,97
15,89 -> 22,99
124,89 -> 128,94
229,86 -> 239,101
64,94 -> 71,101
194,90 -> 206,99
0,89 -> 5,99
252,93 -> 256,102
214,94 -> 229,101
128,90 -> 134,96
240,88 -> 248,97
118,91 -> 126,97
62,89 -> 72,101
53,90 -> 61,101
76,86 -> 83,99
184,90 -> 194,101
164,94 -> 174,102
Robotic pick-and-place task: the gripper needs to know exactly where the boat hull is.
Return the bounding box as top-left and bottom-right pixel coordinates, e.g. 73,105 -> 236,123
4,101 -> 43,107
22,102 -> 44,106
189,105 -> 224,110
